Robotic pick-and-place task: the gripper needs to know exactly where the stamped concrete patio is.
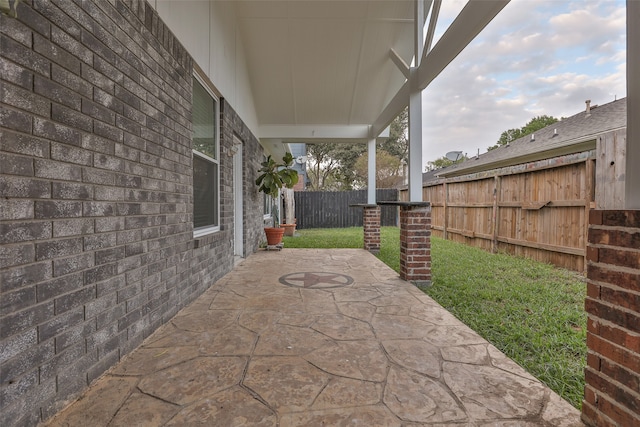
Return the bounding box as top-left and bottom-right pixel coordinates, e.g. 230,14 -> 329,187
45,249 -> 584,426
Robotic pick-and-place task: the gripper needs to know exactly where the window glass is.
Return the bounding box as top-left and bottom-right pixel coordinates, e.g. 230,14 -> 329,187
192,79 -> 217,160
192,76 -> 219,232
193,154 -> 218,228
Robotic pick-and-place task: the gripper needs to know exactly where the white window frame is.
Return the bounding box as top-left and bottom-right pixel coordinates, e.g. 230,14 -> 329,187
192,73 -> 220,238
263,192 -> 273,220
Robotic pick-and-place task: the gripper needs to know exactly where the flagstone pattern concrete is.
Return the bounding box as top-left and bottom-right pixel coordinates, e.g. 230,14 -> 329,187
44,249 -> 584,426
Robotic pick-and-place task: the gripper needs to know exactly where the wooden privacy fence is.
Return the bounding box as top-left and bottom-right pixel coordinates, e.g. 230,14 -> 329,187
401,129 -> 628,273
403,150 -> 602,272
295,189 -> 398,229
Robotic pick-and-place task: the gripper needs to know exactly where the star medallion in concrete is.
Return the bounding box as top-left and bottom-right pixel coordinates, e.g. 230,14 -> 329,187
279,272 -> 354,289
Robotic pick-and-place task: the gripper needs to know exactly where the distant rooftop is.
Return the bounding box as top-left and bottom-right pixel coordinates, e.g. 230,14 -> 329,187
434,97 -> 627,179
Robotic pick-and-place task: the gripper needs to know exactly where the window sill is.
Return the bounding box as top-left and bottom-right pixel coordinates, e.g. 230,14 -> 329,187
194,226 -> 220,239
193,226 -> 220,249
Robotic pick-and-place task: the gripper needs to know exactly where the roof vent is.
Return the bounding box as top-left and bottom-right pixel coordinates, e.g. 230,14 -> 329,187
553,128 -> 558,137
585,99 -> 591,116
530,134 -> 535,142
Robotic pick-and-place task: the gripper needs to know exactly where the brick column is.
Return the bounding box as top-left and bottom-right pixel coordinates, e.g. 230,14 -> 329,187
399,204 -> 431,287
363,205 -> 381,254
582,210 -> 640,427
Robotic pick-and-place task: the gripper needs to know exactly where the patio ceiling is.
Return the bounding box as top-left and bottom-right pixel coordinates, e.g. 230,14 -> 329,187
236,0 -> 414,144
234,0 -> 509,145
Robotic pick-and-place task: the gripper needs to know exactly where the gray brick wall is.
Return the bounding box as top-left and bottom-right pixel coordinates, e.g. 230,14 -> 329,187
0,1 -> 264,425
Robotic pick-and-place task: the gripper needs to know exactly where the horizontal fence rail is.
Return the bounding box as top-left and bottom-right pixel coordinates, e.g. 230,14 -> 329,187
295,189 -> 398,229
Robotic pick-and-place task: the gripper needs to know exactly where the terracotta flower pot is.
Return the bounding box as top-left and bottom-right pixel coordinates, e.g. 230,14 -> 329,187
279,223 -> 296,237
264,227 -> 285,246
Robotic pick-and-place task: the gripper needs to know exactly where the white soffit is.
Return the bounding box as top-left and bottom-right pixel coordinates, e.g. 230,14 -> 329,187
234,0 -> 508,143
235,0 -> 414,142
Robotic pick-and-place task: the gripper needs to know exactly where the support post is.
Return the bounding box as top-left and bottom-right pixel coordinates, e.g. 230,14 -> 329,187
408,69 -> 423,203
399,203 -> 431,287
626,0 -> 640,209
582,5 -> 640,426
368,138 -> 376,204
363,205 -> 381,254
582,210 -> 640,426
408,0 -> 424,203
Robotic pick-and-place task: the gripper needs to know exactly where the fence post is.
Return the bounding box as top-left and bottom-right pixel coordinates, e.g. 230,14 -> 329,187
491,176 -> 501,253
583,158 -> 595,270
443,182 -> 448,240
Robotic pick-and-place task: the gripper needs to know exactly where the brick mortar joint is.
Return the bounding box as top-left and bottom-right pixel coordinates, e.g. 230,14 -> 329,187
586,277 -> 640,296
584,365 -> 640,401
587,291 -> 631,306
581,402 -> 622,427
586,296 -> 640,322
587,260 -> 640,275
587,315 -> 640,339
589,224 -> 640,233
587,242 -> 640,254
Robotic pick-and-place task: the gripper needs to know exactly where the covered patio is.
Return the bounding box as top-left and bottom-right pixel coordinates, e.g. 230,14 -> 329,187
1,0 -> 637,424
45,249 -> 582,426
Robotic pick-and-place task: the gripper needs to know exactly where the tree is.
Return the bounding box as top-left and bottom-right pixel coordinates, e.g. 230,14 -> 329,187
487,115 -> 558,151
331,143 -> 367,190
306,143 -> 342,190
304,110 -> 408,190
354,150 -> 404,189
425,154 -> 468,171
493,128 -> 523,149
379,107 -> 408,163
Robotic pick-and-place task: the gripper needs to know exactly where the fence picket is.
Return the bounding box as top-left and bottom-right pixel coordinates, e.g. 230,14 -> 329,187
294,189 -> 398,229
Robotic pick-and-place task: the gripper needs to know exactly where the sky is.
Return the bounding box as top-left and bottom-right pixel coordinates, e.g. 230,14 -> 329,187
420,0 -> 627,167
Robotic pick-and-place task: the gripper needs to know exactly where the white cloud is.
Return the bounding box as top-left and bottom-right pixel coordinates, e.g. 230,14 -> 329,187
420,0 -> 626,167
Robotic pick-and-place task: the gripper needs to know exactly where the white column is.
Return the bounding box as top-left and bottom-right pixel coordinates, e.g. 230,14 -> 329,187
408,0 -> 425,203
626,0 -> 640,208
368,137 -> 376,204
408,71 -> 423,202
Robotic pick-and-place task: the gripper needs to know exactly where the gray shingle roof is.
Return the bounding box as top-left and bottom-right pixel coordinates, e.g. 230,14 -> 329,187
433,97 -> 626,179
421,169 -> 442,185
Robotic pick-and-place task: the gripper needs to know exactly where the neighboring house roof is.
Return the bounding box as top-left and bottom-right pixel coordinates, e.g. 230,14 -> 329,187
436,97 -> 627,179
421,169 -> 443,185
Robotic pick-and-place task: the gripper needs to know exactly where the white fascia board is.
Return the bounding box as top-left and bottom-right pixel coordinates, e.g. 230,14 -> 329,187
258,125 -> 372,140
421,0 -> 441,63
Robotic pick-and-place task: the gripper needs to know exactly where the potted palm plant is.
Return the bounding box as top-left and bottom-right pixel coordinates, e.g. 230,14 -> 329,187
256,152 -> 299,246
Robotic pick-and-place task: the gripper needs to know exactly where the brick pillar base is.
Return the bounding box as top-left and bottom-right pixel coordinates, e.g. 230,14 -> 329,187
399,204 -> 431,287
363,206 -> 381,254
582,210 -> 640,427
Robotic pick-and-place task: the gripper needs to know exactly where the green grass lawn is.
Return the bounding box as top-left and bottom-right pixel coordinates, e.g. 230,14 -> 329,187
283,226 -> 587,409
